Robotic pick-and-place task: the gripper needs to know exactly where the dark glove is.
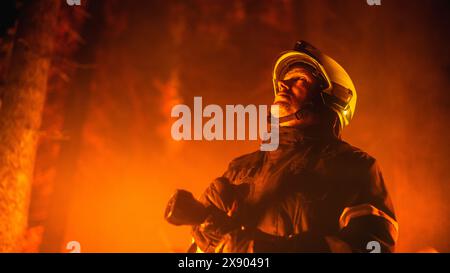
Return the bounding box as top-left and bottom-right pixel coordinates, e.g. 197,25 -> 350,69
192,178 -> 250,252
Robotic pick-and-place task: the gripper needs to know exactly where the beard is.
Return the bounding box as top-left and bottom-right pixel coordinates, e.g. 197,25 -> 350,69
273,100 -> 298,118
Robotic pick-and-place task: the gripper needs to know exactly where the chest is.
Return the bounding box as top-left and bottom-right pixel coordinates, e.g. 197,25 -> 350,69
236,151 -> 343,236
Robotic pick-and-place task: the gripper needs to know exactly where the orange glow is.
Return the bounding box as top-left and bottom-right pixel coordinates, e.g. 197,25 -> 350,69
27,0 -> 450,253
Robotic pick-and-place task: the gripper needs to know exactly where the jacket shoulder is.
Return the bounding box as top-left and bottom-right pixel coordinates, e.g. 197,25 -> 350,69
332,140 -> 377,168
223,150 -> 265,182
228,150 -> 265,170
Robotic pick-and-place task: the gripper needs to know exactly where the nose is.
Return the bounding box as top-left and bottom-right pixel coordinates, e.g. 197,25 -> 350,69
277,80 -> 290,93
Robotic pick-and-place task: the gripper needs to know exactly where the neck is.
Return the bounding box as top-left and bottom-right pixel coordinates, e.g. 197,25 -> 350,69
279,123 -> 337,143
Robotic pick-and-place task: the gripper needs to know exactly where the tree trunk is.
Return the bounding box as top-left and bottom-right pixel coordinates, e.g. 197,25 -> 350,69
0,0 -> 60,252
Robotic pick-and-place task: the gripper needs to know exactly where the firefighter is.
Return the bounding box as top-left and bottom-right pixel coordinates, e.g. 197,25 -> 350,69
191,41 -> 398,253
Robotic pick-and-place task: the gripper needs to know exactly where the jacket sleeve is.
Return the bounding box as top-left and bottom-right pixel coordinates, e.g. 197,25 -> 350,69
191,153 -> 257,253
191,177 -> 246,253
335,159 -> 398,253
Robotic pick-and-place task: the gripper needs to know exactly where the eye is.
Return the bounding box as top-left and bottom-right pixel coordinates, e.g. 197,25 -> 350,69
281,75 -> 310,88
293,76 -> 308,85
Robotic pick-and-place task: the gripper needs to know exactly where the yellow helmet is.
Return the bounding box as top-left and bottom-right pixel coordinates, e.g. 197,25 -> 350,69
273,41 -> 356,130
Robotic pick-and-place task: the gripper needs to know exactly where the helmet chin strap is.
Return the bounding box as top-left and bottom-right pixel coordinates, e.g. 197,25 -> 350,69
269,102 -> 315,124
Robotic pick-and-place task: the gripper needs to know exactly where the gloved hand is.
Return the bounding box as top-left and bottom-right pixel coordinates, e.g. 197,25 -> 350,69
191,178 -> 249,252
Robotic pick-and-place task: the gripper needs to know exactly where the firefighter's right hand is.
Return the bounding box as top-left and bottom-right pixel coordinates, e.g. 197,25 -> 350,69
192,201 -> 240,252
192,177 -> 249,252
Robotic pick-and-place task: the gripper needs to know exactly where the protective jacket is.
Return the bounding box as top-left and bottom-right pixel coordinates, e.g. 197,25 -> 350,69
192,126 -> 397,253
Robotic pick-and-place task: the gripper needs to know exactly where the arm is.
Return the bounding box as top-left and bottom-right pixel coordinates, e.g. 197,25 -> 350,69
191,177 -> 249,252
336,159 -> 398,253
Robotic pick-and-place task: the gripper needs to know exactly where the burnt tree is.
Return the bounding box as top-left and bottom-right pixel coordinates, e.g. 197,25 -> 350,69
0,0 -> 60,252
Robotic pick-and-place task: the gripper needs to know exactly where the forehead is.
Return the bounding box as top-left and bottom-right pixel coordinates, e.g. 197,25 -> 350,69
282,63 -> 316,79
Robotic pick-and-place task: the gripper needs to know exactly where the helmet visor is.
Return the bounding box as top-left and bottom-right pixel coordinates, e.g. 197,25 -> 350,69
273,51 -> 331,95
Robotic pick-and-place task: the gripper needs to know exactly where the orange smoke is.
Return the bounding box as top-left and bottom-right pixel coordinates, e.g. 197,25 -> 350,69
31,0 -> 450,252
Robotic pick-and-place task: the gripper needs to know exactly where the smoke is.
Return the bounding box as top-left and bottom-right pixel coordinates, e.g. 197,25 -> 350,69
35,0 -> 450,252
